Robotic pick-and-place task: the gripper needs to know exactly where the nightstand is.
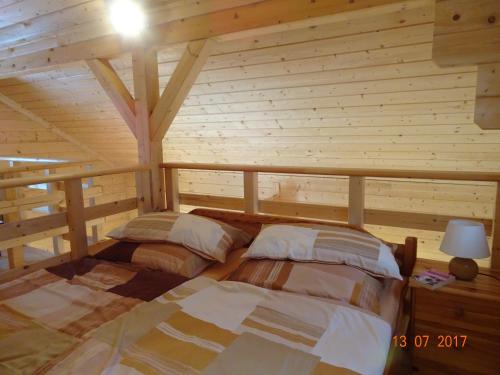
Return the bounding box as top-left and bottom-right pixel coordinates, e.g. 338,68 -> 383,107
409,259 -> 500,375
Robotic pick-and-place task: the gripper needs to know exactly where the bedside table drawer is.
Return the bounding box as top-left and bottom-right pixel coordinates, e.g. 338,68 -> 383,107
412,322 -> 500,375
414,288 -> 500,338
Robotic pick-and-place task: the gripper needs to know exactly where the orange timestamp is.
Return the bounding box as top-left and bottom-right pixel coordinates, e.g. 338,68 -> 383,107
392,335 -> 468,349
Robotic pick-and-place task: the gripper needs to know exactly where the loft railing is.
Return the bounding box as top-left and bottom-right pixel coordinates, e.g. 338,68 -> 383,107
0,165 -> 150,280
160,162 -> 500,269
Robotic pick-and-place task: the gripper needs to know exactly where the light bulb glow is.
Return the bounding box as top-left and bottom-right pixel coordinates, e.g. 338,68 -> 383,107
109,0 -> 146,37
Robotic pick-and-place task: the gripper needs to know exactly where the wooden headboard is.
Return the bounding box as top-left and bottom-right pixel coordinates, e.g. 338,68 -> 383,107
190,208 -> 417,277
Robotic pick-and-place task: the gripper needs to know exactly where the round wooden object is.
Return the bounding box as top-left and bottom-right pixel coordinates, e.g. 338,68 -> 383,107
449,257 -> 479,281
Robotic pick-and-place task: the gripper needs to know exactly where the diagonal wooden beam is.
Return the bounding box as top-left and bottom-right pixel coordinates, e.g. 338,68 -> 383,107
0,92 -> 114,166
86,59 -> 137,137
151,39 -> 213,141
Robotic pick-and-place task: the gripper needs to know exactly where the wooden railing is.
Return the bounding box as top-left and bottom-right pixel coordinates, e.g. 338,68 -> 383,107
160,162 -> 500,269
0,165 -> 150,278
0,160 -> 102,268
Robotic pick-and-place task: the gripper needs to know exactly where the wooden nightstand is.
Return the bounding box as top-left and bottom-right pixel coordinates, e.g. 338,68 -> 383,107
409,259 -> 500,375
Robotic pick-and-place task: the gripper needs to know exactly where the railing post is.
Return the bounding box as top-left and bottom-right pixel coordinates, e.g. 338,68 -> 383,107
164,168 -> 180,212
348,176 -> 365,227
46,168 -> 65,255
2,164 -> 24,269
244,171 -> 259,214
492,181 -> 500,269
135,169 -> 152,214
84,163 -> 103,244
64,178 -> 88,259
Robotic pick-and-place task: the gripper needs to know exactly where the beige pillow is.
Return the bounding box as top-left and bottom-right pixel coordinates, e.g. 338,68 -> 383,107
243,223 -> 401,279
229,259 -> 383,314
95,242 -> 212,278
107,212 -> 253,263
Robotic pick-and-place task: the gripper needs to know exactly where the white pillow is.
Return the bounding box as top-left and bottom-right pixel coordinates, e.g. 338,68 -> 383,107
167,214 -> 228,262
243,223 -> 402,280
106,212 -> 253,263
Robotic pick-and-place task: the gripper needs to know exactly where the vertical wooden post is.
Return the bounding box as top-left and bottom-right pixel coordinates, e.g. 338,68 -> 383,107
84,163 -> 102,244
64,178 -> 88,259
164,168 -> 180,212
348,176 -> 365,227
243,171 -> 259,214
491,182 -> 500,269
132,47 -> 163,213
2,165 -> 24,269
47,168 -> 64,255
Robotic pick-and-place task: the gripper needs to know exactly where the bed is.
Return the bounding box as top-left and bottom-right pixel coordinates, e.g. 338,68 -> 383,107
0,209 -> 416,375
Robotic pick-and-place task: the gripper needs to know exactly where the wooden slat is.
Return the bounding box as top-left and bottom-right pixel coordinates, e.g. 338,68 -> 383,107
64,178 -> 87,259
86,59 -> 137,137
243,171 -> 259,214
0,192 -> 64,215
492,182 -> 500,269
0,160 -> 97,176
0,165 -> 149,189
0,227 -> 68,249
3,173 -> 24,269
0,212 -> 67,244
178,193 -> 493,234
161,163 -> 500,182
84,197 -> 138,221
47,168 -> 64,255
151,39 -> 214,141
348,176 -> 365,227
165,168 -> 180,212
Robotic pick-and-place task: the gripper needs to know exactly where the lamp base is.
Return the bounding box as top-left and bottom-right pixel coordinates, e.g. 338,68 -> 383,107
448,257 -> 478,281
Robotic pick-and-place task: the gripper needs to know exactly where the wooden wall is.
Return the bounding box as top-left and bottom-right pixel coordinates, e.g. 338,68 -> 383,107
0,2 -> 499,266
0,102 -> 89,161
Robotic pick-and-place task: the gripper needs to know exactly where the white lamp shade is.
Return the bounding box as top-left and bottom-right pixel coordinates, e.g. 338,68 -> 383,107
440,219 -> 490,259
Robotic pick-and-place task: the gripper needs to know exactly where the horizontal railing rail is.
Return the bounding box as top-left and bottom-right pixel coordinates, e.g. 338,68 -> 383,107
0,165 -> 150,276
160,162 -> 500,182
0,159 -> 99,176
160,162 -> 500,269
0,165 -> 150,189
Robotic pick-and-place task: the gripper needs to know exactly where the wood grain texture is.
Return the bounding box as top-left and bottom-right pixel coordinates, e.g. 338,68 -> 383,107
86,59 -> 137,137
63,178 -> 87,259
474,63 -> 500,130
348,176 -> 365,227
243,171 -> 259,214
433,0 -> 500,66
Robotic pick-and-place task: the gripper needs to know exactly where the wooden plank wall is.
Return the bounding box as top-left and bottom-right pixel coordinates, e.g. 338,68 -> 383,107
0,102 -> 89,161
0,3 -> 499,266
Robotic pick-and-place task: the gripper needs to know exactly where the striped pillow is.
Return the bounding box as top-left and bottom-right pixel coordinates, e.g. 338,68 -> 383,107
243,223 -> 401,279
107,212 -> 253,263
95,242 -> 212,278
229,259 -> 384,314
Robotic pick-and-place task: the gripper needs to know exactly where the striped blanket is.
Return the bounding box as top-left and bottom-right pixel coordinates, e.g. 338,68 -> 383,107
11,276 -> 393,375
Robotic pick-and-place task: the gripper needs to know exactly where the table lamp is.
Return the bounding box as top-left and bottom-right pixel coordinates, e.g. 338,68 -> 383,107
440,219 -> 490,281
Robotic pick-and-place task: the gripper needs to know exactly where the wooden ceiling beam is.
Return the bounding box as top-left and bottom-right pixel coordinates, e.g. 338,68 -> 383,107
151,39 -> 214,142
0,0 -> 421,78
0,92 -> 114,166
86,58 -> 137,138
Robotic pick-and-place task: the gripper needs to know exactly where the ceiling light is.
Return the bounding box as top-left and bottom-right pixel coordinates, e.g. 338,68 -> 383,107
109,0 -> 146,37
